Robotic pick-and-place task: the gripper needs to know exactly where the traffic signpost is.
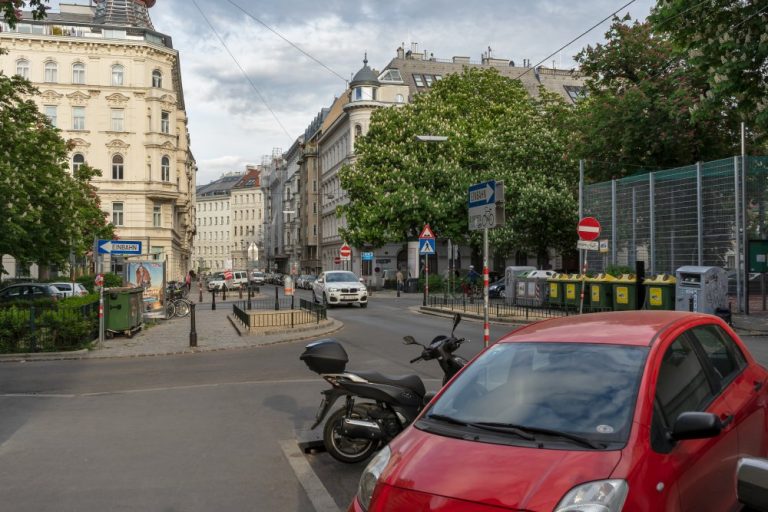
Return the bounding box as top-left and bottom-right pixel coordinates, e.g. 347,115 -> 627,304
577,217 -> 601,241
419,225 -> 436,306
576,217 -> 602,314
467,180 -> 505,347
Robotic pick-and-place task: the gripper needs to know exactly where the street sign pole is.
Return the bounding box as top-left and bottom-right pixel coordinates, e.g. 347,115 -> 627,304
483,227 -> 489,348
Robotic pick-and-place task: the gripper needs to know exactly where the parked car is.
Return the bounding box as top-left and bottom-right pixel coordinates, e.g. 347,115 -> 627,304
50,282 -> 89,297
312,271 -> 368,308
207,271 -> 247,291
0,283 -> 64,302
250,271 -> 266,286
351,310 -> 768,512
488,278 -> 505,298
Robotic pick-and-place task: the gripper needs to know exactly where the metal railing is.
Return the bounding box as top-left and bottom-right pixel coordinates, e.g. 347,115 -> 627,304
426,296 -> 612,321
0,300 -> 99,353
232,298 -> 326,331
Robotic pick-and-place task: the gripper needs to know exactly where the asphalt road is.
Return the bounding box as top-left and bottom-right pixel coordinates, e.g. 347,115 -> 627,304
0,289 -> 509,512
2,287 -> 767,512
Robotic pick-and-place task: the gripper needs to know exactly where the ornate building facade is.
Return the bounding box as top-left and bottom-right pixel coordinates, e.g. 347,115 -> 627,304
0,0 -> 196,280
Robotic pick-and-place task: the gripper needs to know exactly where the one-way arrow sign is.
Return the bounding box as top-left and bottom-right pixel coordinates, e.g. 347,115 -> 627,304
468,180 -> 496,208
98,239 -> 143,255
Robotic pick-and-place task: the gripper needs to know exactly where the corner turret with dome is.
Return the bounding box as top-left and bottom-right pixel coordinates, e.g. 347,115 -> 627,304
93,0 -> 156,29
350,53 -> 380,102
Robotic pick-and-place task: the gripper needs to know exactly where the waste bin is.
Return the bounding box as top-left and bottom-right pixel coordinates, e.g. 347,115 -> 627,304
405,278 -> 419,294
674,266 -> 727,314
104,287 -> 143,338
510,271 -> 549,307
611,274 -> 637,311
563,274 -> 586,308
587,273 -> 616,309
547,273 -> 567,306
644,274 -> 676,310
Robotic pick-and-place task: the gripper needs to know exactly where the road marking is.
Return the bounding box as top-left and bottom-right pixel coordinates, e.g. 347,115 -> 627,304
279,439 -> 340,512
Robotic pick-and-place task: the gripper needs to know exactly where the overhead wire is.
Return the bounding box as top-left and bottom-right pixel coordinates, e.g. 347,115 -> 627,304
224,0 -> 348,84
190,0 -> 293,140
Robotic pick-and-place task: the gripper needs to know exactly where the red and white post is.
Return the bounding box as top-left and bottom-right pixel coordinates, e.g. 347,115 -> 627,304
483,227 -> 490,348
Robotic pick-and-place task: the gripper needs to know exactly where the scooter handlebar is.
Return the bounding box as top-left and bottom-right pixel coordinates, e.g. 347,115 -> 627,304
410,356 -> 423,364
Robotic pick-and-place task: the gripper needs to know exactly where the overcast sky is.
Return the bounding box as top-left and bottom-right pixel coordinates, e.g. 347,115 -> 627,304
55,0 -> 656,185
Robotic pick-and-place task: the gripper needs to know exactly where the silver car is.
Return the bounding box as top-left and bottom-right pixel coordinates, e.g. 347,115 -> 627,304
312,271 -> 368,308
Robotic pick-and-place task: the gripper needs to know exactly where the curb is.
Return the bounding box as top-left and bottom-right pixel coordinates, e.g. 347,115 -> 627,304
0,319 -> 345,362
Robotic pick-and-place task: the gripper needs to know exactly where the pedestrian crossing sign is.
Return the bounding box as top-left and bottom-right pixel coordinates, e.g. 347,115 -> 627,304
419,238 -> 436,255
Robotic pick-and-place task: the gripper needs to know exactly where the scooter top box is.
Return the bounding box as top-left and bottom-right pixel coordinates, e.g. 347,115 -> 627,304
300,339 -> 348,374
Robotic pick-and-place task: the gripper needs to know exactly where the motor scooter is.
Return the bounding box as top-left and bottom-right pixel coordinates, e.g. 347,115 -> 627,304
300,314 -> 468,463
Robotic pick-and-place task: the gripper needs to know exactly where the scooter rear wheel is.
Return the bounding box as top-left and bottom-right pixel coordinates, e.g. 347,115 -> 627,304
323,405 -> 380,463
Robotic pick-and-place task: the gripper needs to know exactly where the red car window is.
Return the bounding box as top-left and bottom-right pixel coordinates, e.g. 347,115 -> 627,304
688,325 -> 746,386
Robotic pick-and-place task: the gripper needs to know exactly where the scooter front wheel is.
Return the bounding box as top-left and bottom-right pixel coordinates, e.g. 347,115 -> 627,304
323,405 -> 380,464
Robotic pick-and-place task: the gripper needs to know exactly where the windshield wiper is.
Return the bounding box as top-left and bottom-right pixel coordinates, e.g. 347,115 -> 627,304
474,422 -> 603,449
426,413 -> 468,426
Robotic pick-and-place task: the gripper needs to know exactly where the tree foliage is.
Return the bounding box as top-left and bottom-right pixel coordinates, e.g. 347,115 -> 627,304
570,16 -> 740,181
0,0 -> 49,28
339,68 -> 578,260
0,73 -> 113,275
650,0 -> 768,146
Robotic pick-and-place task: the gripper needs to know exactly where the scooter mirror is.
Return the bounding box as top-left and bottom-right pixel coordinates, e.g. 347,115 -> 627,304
452,314 -> 461,335
403,336 -> 417,345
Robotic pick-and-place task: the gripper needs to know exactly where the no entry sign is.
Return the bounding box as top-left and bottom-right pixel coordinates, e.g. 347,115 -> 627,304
577,217 -> 601,241
339,244 -> 351,260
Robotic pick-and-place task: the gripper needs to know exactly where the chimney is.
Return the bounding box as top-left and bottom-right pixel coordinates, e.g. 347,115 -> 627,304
396,45 -> 405,59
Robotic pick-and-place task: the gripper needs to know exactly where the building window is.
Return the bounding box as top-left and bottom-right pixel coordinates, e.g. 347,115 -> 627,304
153,204 -> 161,227
161,111 -> 170,133
564,85 -> 585,103
395,93 -> 404,103
16,59 -> 30,79
355,124 -> 362,138
112,154 -> 124,180
72,106 -> 85,130
72,153 -> 85,173
44,105 -> 57,127
354,87 -> 363,100
161,156 -> 170,182
152,69 -> 162,88
110,108 -> 124,131
44,61 -> 58,83
424,75 -> 434,87
413,74 -> 424,87
112,202 -> 124,226
72,62 -> 85,84
111,64 -> 124,86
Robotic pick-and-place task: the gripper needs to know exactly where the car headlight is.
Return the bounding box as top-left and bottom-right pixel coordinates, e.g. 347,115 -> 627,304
554,479 -> 628,512
328,286 -> 340,292
357,446 -> 391,511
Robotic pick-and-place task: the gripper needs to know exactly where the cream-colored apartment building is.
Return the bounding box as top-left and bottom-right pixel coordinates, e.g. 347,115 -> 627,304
0,1 -> 196,281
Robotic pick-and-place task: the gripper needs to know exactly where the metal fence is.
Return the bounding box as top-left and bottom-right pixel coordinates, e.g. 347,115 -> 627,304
232,298 -> 327,331
426,296 -> 611,321
582,156 -> 768,309
0,301 -> 99,353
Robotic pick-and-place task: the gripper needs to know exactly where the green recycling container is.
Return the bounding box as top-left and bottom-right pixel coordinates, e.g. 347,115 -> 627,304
611,274 -> 637,311
563,274 -> 586,308
104,287 -> 144,338
546,273 -> 567,306
587,273 -> 616,309
644,274 -> 676,310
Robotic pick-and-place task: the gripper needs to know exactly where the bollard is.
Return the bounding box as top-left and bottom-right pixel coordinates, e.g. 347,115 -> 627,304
247,285 -> 252,310
239,286 -> 243,299
222,286 -> 227,301
211,289 -> 216,311
199,282 -> 203,303
291,295 -> 295,310
189,303 -> 197,347
275,287 -> 279,311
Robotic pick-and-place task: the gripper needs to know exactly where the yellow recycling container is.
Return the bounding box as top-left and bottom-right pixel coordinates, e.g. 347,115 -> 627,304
587,273 -> 616,309
611,274 -> 637,311
644,274 -> 677,310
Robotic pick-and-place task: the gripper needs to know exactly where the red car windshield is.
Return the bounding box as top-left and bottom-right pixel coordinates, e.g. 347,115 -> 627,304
425,342 -> 648,446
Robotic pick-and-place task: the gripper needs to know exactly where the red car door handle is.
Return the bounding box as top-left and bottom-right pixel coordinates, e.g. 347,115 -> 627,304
755,380 -> 764,392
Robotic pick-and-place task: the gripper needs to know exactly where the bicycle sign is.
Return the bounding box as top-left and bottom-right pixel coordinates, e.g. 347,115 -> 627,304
468,180 -> 504,232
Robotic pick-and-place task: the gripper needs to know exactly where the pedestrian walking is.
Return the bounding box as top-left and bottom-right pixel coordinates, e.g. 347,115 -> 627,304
396,269 -> 404,294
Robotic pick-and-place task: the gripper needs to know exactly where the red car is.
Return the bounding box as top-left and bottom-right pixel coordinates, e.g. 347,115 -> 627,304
350,311 -> 768,512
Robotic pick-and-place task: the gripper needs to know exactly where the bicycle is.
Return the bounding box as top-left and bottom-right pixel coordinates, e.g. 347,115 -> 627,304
165,285 -> 192,318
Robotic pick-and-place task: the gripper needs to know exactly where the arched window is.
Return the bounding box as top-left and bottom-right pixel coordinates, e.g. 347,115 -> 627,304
152,69 -> 162,88
72,153 -> 85,173
354,124 -> 362,138
112,154 -> 124,180
16,59 -> 29,79
161,156 -> 170,182
111,64 -> 124,86
72,62 -> 85,84
44,61 -> 58,83
395,93 -> 404,103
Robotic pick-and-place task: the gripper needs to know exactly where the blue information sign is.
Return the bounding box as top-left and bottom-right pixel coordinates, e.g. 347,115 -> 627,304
97,240 -> 143,255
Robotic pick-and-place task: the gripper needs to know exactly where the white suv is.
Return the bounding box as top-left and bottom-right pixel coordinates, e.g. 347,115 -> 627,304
207,271 -> 248,291
312,271 -> 368,308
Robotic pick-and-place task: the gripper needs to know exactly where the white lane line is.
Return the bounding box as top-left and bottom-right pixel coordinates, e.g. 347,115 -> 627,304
279,439 -> 340,512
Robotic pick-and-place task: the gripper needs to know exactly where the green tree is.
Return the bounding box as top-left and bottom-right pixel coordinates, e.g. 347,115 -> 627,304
0,0 -> 49,28
571,16 -> 739,181
339,68 -> 578,263
650,0 -> 768,147
0,73 -> 113,275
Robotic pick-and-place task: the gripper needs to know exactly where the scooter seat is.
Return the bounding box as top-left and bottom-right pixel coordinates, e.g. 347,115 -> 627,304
353,371 -> 426,397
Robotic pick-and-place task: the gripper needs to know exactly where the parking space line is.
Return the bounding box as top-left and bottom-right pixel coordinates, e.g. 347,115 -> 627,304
279,439 -> 341,512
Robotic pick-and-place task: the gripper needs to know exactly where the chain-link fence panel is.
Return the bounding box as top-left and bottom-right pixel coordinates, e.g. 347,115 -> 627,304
583,180 -> 612,272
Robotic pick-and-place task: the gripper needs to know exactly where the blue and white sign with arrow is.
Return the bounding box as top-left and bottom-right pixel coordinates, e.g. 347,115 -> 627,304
98,239 -> 143,255
419,238 -> 436,255
468,180 -> 504,231
468,180 -> 496,208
